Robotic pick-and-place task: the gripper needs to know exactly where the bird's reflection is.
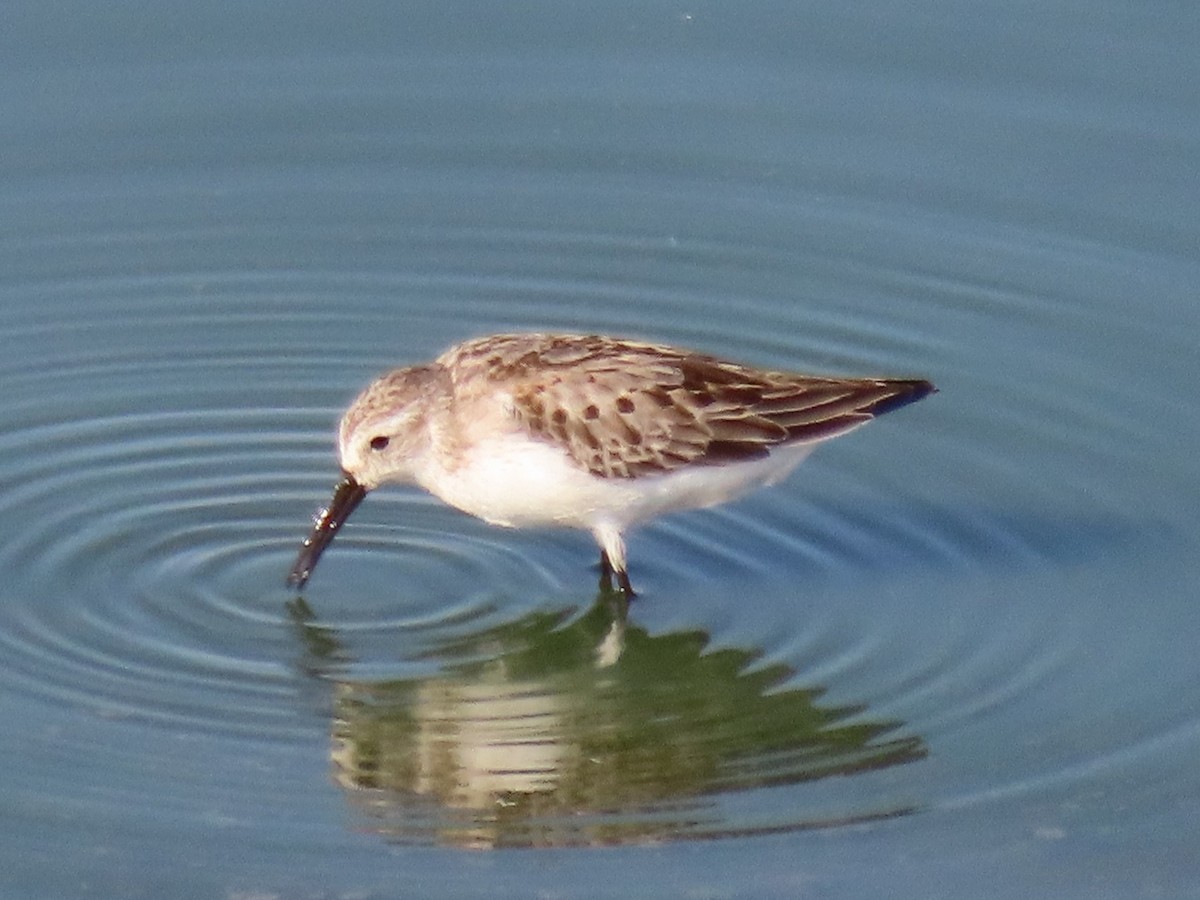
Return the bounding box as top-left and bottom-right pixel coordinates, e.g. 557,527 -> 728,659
288,592 -> 925,847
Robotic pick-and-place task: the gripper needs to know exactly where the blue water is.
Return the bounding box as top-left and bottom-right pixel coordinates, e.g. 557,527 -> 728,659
2,2 -> 1199,897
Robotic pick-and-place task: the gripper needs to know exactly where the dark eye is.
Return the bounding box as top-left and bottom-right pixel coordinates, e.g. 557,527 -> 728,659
369,435 -> 390,451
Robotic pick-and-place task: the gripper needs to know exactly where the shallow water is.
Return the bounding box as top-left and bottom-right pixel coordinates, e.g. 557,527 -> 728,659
2,2 -> 1199,897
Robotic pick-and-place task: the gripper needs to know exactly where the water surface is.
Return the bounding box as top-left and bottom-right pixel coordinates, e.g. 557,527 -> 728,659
2,1 -> 1199,897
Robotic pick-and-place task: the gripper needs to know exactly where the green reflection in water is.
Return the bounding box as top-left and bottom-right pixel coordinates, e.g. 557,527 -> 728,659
289,595 -> 926,847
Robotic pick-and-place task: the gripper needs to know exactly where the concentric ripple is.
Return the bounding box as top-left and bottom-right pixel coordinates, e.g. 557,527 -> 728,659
0,287 -> 575,736
1,171 -> 1197,851
0,1 -> 1197,893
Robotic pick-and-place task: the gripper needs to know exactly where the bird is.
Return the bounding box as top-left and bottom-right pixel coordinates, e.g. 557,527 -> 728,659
287,332 -> 935,597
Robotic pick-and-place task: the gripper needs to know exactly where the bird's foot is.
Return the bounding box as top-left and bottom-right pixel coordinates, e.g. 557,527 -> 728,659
599,550 -> 637,599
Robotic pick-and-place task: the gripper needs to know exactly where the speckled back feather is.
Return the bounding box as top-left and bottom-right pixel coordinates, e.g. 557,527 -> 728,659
440,334 -> 933,479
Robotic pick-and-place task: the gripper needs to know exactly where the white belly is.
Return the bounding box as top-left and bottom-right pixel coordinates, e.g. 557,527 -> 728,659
414,432 -> 815,532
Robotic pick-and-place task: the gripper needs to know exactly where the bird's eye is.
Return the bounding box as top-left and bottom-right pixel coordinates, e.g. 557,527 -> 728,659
369,435 -> 390,451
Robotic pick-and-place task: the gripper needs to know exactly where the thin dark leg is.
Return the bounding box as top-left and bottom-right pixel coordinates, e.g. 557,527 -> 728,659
598,550 -> 636,598
615,567 -> 636,599
598,549 -> 614,593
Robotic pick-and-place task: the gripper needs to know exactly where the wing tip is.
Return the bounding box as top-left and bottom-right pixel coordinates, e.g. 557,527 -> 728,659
867,379 -> 937,417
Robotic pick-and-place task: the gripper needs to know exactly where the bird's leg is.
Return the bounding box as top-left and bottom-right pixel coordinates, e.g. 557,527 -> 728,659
595,524 -> 636,599
615,566 -> 636,599
598,549 -> 614,593
598,551 -> 636,598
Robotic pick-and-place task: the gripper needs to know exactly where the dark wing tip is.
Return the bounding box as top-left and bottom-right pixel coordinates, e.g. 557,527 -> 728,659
866,379 -> 937,418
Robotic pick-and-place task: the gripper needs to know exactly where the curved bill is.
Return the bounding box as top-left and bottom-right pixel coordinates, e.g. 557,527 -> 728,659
287,473 -> 368,588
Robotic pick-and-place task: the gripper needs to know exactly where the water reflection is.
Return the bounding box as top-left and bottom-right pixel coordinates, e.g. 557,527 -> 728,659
290,595 -> 926,847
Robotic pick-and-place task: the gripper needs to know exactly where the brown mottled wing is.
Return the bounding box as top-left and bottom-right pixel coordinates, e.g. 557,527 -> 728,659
477,335 -> 933,479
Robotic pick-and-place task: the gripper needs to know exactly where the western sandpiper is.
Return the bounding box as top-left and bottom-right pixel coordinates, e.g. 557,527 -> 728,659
288,333 -> 934,596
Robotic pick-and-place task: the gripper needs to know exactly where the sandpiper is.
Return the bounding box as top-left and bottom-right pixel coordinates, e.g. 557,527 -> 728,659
287,333 -> 934,596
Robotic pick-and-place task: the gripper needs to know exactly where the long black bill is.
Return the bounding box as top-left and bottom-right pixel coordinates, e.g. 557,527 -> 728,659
287,473 -> 368,589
